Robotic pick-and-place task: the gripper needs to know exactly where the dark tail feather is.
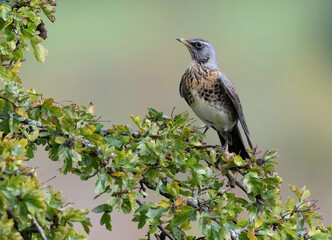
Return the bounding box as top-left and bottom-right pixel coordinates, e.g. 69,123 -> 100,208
217,125 -> 250,159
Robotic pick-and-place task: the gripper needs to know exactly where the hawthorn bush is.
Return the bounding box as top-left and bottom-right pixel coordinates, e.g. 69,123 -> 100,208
0,1 -> 331,239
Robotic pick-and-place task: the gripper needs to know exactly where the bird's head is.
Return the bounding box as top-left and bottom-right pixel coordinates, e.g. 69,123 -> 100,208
177,38 -> 219,70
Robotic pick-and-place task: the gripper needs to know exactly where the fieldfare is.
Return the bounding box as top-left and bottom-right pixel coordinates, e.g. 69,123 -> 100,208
177,38 -> 253,159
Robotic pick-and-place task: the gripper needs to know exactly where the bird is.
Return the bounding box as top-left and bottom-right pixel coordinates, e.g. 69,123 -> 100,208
177,38 -> 253,159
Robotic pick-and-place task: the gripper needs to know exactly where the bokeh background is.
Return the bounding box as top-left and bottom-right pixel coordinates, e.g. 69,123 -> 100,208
23,0 -> 332,239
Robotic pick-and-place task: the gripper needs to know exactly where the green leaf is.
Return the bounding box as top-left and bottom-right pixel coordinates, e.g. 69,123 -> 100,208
92,204 -> 112,213
206,223 -> 220,240
19,7 -> 39,21
311,232 -> 332,240
301,190 -> 311,201
95,172 -> 110,194
254,218 -> 263,228
0,4 -> 11,21
175,140 -> 187,151
54,135 -> 66,144
0,65 -> 20,83
100,212 -> 112,231
30,36 -> 48,62
243,172 -> 264,197
285,198 -> 294,211
234,155 -> 244,166
166,182 -> 179,198
104,136 -> 122,148
283,228 -> 297,238
171,206 -> 196,226
27,128 -> 39,142
146,207 -> 167,219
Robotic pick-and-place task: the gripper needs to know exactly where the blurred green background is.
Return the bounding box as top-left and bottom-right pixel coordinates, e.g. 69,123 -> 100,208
24,0 -> 332,238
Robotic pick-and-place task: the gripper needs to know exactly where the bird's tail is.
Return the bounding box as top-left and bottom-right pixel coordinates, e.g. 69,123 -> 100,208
217,124 -> 250,159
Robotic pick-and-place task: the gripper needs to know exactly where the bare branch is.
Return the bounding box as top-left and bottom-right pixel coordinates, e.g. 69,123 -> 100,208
32,216 -> 47,240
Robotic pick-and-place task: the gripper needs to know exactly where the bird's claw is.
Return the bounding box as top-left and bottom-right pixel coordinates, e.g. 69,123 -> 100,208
222,141 -> 229,152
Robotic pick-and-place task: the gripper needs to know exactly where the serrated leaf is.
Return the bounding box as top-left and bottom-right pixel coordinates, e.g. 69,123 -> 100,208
254,217 -> 263,228
100,212 -> 112,231
171,206 -> 196,226
286,198 -> 294,211
301,190 -> 311,201
146,207 -> 167,219
30,36 -> 48,62
92,204 -> 112,213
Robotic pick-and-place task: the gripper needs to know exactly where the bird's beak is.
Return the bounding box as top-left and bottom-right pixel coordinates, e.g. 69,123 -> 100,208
176,38 -> 190,47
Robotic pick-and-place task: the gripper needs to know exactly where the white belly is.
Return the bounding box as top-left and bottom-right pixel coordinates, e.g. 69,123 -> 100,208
190,90 -> 236,132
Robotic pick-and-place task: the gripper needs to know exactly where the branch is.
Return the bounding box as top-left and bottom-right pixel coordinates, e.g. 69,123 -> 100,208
7,209 -> 39,240
32,216 -> 47,240
15,116 -> 103,157
226,171 -> 247,193
136,199 -> 175,240
157,224 -> 175,240
229,229 -> 239,240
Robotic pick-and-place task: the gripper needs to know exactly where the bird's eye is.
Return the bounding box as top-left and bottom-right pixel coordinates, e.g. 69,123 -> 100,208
195,42 -> 203,48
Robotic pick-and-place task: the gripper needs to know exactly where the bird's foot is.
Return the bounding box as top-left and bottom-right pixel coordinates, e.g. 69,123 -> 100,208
222,141 -> 229,152
200,125 -> 210,144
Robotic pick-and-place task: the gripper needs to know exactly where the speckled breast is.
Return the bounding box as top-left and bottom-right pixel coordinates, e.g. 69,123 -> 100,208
180,62 -> 237,131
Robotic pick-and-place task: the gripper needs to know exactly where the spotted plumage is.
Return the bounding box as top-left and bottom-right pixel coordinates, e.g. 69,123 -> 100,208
177,38 -> 253,158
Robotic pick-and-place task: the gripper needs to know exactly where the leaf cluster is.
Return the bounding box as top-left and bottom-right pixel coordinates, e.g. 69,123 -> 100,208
0,1 -> 92,239
0,131 -> 91,239
0,0 -> 55,82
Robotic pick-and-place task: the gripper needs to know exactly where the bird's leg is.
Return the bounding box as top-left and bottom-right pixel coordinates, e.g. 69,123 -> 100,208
200,123 -> 211,144
202,125 -> 210,134
202,122 -> 211,134
222,128 -> 230,151
222,138 -> 229,151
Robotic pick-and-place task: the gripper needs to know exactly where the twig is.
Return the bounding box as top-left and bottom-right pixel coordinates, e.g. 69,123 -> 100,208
136,199 -> 175,240
170,106 -> 176,118
281,200 -> 319,220
88,167 -> 101,178
41,176 -> 56,185
32,216 -> 47,240
229,229 -> 239,240
158,224 -> 175,240
193,145 -> 219,150
226,172 -> 247,193
14,117 -> 104,157
53,100 -> 73,107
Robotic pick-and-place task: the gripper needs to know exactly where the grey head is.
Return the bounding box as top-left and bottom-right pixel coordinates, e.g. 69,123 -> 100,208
177,38 -> 219,70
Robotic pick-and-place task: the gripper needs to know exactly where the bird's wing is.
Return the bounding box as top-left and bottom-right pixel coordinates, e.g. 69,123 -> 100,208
179,76 -> 185,98
219,72 -> 253,149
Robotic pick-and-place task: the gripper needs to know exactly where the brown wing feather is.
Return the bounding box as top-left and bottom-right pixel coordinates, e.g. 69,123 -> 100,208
219,72 -> 253,149
179,76 -> 184,98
